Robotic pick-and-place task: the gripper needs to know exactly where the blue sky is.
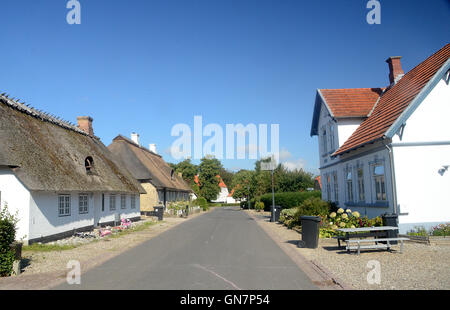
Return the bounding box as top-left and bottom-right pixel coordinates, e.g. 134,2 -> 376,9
1,0 -> 449,173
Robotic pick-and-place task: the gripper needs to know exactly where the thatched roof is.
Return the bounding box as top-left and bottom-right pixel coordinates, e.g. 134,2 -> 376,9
0,94 -> 145,194
108,135 -> 192,192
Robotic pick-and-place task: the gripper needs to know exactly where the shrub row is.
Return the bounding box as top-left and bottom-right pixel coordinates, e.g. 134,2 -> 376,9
259,191 -> 322,211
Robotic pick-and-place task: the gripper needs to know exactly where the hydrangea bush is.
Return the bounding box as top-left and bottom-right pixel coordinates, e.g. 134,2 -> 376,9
319,208 -> 383,239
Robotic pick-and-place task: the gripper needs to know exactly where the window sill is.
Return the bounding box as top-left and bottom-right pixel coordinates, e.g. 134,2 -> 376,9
58,214 -> 71,217
344,202 -> 389,208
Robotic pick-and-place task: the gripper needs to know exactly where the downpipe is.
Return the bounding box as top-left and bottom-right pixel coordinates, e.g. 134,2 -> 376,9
383,139 -> 398,215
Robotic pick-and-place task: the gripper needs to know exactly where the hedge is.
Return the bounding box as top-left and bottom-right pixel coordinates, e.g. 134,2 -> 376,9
0,205 -> 17,277
259,191 -> 322,211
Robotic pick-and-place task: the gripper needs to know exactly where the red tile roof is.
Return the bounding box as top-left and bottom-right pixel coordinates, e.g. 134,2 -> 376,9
333,43 -> 450,156
320,88 -> 384,118
216,175 -> 227,188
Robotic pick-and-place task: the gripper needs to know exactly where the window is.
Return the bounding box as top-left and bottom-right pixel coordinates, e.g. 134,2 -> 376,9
333,172 -> 339,202
373,165 -> 386,201
58,195 -> 71,217
79,194 -> 88,214
157,190 -> 164,204
357,168 -> 365,201
131,195 -> 136,209
322,129 -> 327,154
346,171 -> 354,202
121,194 -> 126,209
329,124 -> 335,151
85,156 -> 94,174
326,175 -> 331,201
102,194 -> 105,211
110,194 -> 116,211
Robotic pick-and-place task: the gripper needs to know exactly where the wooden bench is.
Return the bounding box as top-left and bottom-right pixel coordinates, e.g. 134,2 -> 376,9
345,237 -> 410,255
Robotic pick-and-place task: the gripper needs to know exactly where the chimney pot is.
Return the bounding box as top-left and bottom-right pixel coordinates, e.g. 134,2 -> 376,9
149,143 -> 157,154
77,116 -> 94,137
131,133 -> 140,146
386,56 -> 404,85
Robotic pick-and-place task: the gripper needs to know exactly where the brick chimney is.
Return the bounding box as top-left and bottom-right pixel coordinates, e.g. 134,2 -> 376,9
386,56 -> 404,85
77,116 -> 94,137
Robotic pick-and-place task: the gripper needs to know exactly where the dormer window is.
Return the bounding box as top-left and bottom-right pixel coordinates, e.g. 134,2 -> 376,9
170,169 -> 175,180
85,156 -> 94,174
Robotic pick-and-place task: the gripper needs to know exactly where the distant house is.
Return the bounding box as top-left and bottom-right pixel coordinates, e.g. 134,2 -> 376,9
108,134 -> 192,213
211,175 -> 236,204
0,95 -> 144,244
310,44 -> 450,233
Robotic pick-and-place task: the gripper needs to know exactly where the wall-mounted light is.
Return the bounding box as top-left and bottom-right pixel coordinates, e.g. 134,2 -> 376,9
438,165 -> 449,176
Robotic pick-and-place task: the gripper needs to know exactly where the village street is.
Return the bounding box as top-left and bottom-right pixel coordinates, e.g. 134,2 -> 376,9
55,207 -> 317,290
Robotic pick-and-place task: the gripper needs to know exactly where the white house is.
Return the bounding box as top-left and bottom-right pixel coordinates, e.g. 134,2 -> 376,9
0,95 -> 145,244
310,44 -> 450,234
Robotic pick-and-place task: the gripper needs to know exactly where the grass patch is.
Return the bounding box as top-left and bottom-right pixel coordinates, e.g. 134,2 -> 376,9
108,220 -> 160,239
23,243 -> 78,252
23,221 -> 160,252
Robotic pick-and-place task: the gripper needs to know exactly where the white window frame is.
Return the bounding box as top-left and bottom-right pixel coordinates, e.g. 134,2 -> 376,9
58,194 -> 71,217
121,194 -> 127,209
372,164 -> 387,202
346,170 -> 354,203
322,127 -> 328,155
329,123 -> 335,152
130,195 -> 136,209
110,194 -> 116,211
357,167 -> 365,202
79,194 -> 89,214
333,172 -> 339,202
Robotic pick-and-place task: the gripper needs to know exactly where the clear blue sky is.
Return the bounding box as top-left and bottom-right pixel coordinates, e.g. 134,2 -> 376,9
1,0 -> 449,173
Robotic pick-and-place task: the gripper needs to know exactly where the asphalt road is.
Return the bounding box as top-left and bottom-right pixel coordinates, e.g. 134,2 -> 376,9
56,207 -> 317,290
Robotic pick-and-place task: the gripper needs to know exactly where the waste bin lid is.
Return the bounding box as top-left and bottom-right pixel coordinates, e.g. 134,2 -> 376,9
300,216 -> 321,222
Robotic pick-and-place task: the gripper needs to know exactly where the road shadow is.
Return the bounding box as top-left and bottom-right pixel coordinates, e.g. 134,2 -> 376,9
286,240 -> 300,247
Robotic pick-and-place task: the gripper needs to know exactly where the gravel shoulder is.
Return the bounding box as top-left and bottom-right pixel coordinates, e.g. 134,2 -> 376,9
0,211 -> 208,290
245,210 -> 450,290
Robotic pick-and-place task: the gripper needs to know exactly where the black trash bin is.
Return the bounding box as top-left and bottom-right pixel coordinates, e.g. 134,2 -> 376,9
382,213 -> 398,244
271,206 -> 281,222
154,206 -> 164,221
300,216 -> 321,248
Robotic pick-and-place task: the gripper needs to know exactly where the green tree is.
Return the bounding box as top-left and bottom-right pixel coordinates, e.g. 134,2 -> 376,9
198,156 -> 222,202
172,159 -> 198,186
231,170 -> 254,200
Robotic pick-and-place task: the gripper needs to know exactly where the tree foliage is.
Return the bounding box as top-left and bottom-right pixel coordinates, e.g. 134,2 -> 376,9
198,156 -> 222,202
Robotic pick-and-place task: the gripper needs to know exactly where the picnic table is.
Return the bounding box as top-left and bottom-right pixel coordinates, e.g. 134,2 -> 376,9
335,226 -> 409,255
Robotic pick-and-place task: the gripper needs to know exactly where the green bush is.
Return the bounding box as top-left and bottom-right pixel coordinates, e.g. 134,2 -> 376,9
254,201 -> 265,212
407,226 -> 429,237
278,198 -> 330,228
0,204 -> 18,277
259,191 -> 322,211
192,197 -> 208,211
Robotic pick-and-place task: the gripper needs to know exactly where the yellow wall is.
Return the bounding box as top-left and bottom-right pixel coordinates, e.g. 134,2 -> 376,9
140,182 -> 160,211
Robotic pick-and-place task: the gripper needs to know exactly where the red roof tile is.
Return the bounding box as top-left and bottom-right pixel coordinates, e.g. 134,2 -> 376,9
334,43 -> 450,156
320,88 -> 384,118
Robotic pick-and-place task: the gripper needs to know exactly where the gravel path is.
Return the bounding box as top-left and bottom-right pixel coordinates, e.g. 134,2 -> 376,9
246,210 -> 450,290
